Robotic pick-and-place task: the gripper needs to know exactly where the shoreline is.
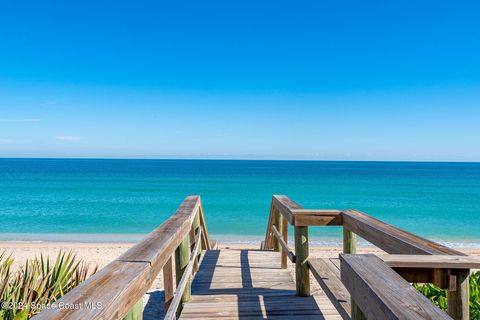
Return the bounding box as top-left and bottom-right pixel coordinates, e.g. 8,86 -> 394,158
2,233 -> 480,249
2,241 -> 480,269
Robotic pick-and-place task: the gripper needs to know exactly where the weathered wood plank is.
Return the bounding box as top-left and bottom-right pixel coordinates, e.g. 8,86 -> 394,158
447,269 -> 469,320
198,202 -> 211,250
379,254 -> 480,269
342,209 -> 464,255
33,261 -> 151,320
272,195 -> 303,225
271,224 -> 295,263
340,254 -> 452,320
273,208 -> 281,253
263,201 -> 276,249
281,215 -> 288,268
163,256 -> 174,312
175,234 -> 192,308
308,259 -> 351,319
294,226 -> 310,297
293,210 -> 342,226
342,228 -> 356,254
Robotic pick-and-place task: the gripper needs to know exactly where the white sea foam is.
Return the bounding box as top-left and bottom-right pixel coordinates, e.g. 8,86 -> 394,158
0,233 -> 479,249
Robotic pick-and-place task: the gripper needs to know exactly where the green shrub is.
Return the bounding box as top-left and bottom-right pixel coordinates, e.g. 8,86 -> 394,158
0,251 -> 97,320
414,271 -> 480,320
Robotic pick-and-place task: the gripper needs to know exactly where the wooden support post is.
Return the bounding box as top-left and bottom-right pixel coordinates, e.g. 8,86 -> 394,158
281,216 -> 288,269
188,225 -> 200,272
351,300 -> 367,320
163,256 -> 174,312
343,227 -> 365,320
175,235 -> 191,308
294,226 -> 310,296
193,211 -> 202,268
447,269 -> 469,320
273,209 -> 280,252
122,298 -> 143,320
193,210 -> 201,244
343,227 -> 356,254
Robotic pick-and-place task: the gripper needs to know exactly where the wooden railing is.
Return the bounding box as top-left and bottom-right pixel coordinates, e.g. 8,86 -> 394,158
263,195 -> 479,320
33,195 -> 211,320
340,254 -> 452,319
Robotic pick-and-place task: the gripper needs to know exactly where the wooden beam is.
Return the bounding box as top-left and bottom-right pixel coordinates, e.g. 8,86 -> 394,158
271,225 -> 296,263
292,209 -> 342,227
272,208 -> 281,253
175,234 -> 192,310
198,204 -> 211,250
263,200 -> 276,250
122,299 -> 143,320
340,254 -> 452,320
272,196 -> 341,226
342,228 -> 364,319
294,225 -> 310,297
33,261 -> 152,320
342,210 -> 464,255
343,228 -> 356,254
308,258 -> 351,319
163,256 -> 174,312
394,267 -> 450,289
272,195 -> 303,225
281,215 -> 288,268
379,254 -> 480,269
447,269 -> 469,320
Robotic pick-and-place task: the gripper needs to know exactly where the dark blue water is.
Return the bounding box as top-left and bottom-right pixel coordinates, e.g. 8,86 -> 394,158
0,159 -> 479,244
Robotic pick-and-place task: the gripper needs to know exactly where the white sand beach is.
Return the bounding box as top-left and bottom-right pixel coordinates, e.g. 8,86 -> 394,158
3,241 -> 479,289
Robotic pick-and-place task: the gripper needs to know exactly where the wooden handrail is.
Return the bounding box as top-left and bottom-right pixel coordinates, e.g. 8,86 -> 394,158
263,195 -> 473,319
342,209 -> 463,256
33,195 -> 210,320
340,254 -> 453,319
271,225 -> 296,263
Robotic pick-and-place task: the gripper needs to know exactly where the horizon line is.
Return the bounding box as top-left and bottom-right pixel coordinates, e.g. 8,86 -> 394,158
0,156 -> 479,164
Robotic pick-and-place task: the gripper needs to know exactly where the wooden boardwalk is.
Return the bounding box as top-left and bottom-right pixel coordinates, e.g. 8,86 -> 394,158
34,195 -> 479,320
180,249 -> 343,320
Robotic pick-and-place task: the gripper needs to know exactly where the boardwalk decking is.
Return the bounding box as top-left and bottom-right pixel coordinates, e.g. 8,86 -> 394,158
180,249 -> 343,320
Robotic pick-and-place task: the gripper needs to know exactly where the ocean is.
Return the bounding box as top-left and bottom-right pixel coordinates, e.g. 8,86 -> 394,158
0,158 -> 479,246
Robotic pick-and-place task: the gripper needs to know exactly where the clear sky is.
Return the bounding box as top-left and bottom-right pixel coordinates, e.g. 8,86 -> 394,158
1,1 -> 479,161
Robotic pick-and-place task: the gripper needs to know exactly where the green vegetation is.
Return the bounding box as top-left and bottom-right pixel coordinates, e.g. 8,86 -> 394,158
0,251 -> 97,320
414,271 -> 480,320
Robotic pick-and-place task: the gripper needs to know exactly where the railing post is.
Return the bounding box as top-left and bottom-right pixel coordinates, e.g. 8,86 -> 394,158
193,212 -> 202,270
175,234 -> 191,310
163,256 -> 174,312
343,227 -> 356,254
273,209 -> 280,252
447,269 -> 469,320
122,299 -> 143,320
344,227 -> 366,320
281,216 -> 288,269
294,225 -> 310,296
193,211 -> 201,240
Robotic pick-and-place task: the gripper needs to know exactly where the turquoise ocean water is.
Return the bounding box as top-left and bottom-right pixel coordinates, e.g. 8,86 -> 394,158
0,159 -> 479,246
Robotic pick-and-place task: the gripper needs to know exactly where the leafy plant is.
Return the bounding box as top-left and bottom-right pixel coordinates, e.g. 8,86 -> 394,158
414,271 -> 480,320
0,251 -> 97,319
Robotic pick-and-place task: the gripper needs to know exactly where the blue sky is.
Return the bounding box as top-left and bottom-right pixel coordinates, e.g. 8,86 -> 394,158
0,1 -> 479,161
